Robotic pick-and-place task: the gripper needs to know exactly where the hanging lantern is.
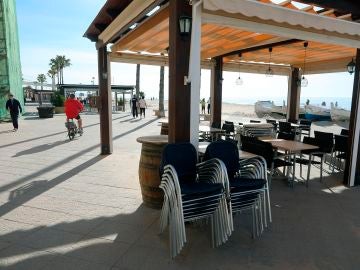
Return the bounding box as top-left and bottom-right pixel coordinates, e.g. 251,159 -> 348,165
265,47 -> 274,77
235,53 -> 243,85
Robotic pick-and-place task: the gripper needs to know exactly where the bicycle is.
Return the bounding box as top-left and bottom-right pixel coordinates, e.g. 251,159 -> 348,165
65,119 -> 83,140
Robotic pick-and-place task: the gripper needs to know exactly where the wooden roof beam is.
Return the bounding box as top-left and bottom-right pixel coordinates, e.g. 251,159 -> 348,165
219,39 -> 303,58
97,0 -> 167,47
337,13 -> 353,20
95,23 -> 108,32
108,51 -> 291,75
319,9 -> 334,16
106,8 -> 121,20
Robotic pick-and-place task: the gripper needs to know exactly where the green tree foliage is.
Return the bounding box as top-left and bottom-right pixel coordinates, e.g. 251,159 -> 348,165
49,55 -> 71,84
50,91 -> 65,107
37,74 -> 47,105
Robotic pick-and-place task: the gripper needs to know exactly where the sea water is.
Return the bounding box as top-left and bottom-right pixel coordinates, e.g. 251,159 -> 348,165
223,97 -> 352,110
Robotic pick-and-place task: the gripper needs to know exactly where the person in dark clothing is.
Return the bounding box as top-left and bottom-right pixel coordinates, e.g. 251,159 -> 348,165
131,96 -> 138,118
5,94 -> 22,131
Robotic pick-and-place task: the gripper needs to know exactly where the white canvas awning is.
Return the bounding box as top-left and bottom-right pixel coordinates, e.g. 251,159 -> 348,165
203,0 -> 360,48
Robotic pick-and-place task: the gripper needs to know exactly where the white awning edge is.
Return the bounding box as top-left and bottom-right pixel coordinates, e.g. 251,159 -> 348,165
203,0 -> 360,37
203,13 -> 360,49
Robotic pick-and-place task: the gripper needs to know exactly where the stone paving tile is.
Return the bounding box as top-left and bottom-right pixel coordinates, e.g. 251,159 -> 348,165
0,244 -> 57,270
23,195 -> 124,218
20,227 -> 84,254
0,240 -> 12,252
0,218 -> 43,243
85,218 -> 147,244
114,244 -> 185,270
1,108 -> 360,269
40,254 -> 112,270
64,237 -> 130,267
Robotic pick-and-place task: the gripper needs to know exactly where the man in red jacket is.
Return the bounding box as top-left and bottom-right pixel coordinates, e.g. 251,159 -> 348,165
65,94 -> 84,132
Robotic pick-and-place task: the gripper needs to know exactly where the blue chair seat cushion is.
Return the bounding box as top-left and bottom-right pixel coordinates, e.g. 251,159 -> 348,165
229,177 -> 265,192
181,182 -> 223,201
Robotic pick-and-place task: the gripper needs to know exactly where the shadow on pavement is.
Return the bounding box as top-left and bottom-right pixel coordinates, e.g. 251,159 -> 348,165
0,155 -> 107,218
12,140 -> 68,157
0,204 -> 162,269
0,114 -> 129,150
0,130 -> 14,134
0,117 -> 159,219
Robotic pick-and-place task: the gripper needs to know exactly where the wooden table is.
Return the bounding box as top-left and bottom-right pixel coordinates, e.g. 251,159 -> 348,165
199,125 -> 224,141
262,139 -> 319,187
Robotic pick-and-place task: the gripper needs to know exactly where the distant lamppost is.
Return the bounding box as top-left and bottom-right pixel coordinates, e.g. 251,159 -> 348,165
91,76 -> 95,85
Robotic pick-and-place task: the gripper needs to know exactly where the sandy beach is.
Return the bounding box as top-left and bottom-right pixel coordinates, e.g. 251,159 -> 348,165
146,99 -> 349,135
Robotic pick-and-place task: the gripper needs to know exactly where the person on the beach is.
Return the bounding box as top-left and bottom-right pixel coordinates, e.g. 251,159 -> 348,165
138,96 -> 147,118
131,96 -> 138,118
207,97 -> 211,114
64,94 -> 84,133
200,98 -> 206,114
5,93 -> 22,131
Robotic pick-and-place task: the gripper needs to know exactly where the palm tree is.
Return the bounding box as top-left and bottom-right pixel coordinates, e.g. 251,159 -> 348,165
58,55 -> 71,84
37,74 -> 47,105
158,62 -> 165,117
47,67 -> 57,90
49,55 -> 71,84
49,57 -> 60,84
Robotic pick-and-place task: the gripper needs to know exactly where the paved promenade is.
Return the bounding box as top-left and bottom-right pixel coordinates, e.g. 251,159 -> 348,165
0,107 -> 359,269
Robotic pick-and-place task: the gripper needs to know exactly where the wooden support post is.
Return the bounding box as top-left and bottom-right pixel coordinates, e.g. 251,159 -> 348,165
123,93 -> 125,112
287,67 -> 300,122
211,57 -> 223,127
115,92 -> 118,111
98,46 -> 113,155
345,49 -> 360,186
136,64 -> 140,97
168,0 -> 191,143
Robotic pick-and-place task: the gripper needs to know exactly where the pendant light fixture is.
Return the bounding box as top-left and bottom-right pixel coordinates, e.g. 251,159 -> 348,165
235,53 -> 243,85
300,41 -> 309,87
347,58 -> 356,74
265,47 -> 274,77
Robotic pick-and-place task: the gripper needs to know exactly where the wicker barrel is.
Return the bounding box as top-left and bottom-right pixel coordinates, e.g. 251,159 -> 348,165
160,122 -> 169,135
137,135 -> 168,209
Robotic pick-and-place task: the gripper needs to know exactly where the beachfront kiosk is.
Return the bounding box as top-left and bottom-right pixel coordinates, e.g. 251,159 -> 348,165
84,0 -> 360,187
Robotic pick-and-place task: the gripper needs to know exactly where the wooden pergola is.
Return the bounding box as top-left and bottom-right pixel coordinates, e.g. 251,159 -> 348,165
84,0 -> 360,186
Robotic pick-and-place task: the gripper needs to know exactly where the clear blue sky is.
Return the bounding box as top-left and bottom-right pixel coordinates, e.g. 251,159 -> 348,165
16,0 -> 355,106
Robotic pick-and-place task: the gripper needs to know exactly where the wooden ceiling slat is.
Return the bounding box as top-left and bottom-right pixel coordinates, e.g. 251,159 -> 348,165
110,0 -> 359,72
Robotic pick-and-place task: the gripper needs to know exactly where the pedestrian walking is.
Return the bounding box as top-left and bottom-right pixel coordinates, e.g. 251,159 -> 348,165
131,96 -> 138,118
200,98 -> 206,114
139,96 -> 147,118
5,93 -> 22,131
207,97 -> 211,114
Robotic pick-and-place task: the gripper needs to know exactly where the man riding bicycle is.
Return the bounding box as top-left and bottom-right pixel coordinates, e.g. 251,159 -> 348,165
65,94 -> 84,134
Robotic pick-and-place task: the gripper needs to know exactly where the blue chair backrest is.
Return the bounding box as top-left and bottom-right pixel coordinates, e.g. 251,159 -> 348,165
278,131 -> 295,140
314,131 -> 333,153
279,121 -> 292,133
241,138 -> 274,168
334,135 -> 348,152
222,123 -> 234,133
160,143 -> 198,183
204,140 -> 240,178
340,129 -> 349,136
